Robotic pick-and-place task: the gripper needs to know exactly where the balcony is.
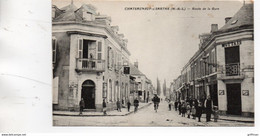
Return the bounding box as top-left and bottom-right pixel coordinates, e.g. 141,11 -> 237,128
218,63 -> 245,80
76,58 -> 105,72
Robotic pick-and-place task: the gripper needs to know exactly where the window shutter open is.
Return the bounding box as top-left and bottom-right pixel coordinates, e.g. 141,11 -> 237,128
52,39 -> 57,63
53,77 -> 59,104
78,39 -> 83,58
97,41 -> 102,60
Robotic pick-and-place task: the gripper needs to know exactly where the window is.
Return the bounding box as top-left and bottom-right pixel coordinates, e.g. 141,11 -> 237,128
83,12 -> 93,21
52,38 -> 57,63
78,39 -> 83,58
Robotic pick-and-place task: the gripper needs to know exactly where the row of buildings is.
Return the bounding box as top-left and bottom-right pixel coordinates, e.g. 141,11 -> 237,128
170,3 -> 254,117
52,2 -> 154,112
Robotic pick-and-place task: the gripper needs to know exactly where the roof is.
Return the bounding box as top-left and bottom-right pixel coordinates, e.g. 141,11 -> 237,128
218,4 -> 253,32
129,63 -> 144,76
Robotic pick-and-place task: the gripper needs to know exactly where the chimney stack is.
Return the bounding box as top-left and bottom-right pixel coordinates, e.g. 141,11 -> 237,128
210,24 -> 218,33
134,61 -> 138,69
225,17 -> 232,24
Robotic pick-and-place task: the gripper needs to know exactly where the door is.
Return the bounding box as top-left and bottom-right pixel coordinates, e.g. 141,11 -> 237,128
210,84 -> 218,106
81,80 -> 95,109
226,84 -> 241,115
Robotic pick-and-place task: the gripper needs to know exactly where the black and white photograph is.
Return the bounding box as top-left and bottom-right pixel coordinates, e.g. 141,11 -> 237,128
52,0 -> 254,127
1,0 -> 259,135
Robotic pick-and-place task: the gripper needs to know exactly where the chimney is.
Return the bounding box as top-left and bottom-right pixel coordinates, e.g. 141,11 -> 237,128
210,24 -> 218,33
225,17 -> 232,24
134,61 -> 138,69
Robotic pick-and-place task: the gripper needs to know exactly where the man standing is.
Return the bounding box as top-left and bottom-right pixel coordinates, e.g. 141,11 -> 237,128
134,98 -> 139,113
204,96 -> 213,122
79,98 -> 85,115
152,94 -> 160,112
116,99 -> 121,112
102,99 -> 107,115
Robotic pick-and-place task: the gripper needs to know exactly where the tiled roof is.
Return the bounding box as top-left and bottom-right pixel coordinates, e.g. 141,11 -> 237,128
218,4 -> 253,32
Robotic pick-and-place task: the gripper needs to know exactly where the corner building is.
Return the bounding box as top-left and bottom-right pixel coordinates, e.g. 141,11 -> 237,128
52,3 -> 131,111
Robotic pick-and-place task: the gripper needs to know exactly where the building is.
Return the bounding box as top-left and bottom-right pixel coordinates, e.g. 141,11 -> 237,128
173,3 -> 254,116
52,2 -> 131,112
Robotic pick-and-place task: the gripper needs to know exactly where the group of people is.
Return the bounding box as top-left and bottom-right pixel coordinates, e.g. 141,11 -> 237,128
173,96 -> 218,122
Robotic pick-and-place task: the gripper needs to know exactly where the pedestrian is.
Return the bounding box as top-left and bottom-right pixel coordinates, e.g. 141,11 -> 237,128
204,96 -> 213,122
79,98 -> 85,115
152,94 -> 160,112
127,100 -> 131,112
186,102 -> 191,118
174,101 -> 178,111
134,98 -> 139,113
168,99 -> 172,111
196,102 -> 203,122
178,101 -> 182,115
213,106 -> 219,122
191,101 -> 196,119
116,99 -> 121,112
181,102 -> 186,117
102,99 -> 107,115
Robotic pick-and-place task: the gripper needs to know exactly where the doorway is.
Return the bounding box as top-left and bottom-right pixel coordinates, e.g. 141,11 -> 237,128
81,80 -> 95,109
226,83 -> 241,115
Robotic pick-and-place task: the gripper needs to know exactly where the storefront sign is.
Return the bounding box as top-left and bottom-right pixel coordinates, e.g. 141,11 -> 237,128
242,90 -> 249,96
219,90 -> 225,95
222,40 -> 241,48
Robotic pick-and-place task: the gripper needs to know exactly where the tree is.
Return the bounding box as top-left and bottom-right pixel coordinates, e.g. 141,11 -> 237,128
163,79 -> 166,96
156,77 -> 161,96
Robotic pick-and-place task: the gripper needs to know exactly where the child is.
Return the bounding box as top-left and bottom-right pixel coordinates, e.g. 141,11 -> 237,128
181,102 -> 186,117
186,103 -> 191,118
213,106 -> 219,122
196,102 -> 203,122
191,101 -> 196,119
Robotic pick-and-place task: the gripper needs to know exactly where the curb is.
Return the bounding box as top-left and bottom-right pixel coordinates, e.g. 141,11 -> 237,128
53,103 -> 152,117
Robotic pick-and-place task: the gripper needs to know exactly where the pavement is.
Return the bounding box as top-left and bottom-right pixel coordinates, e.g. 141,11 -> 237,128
53,102 -> 254,126
53,102 -> 152,117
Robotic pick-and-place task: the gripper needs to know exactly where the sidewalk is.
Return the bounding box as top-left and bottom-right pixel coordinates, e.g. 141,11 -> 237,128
53,102 -> 152,117
200,114 -> 254,123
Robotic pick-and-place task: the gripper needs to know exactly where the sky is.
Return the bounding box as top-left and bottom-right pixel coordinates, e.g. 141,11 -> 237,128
53,0 -> 244,88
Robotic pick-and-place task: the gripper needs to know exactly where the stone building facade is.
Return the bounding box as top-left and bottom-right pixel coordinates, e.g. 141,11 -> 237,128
173,4 -> 254,116
52,3 -> 131,111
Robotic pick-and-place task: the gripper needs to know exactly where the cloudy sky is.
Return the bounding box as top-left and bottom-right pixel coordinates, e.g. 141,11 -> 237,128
53,0 -> 244,87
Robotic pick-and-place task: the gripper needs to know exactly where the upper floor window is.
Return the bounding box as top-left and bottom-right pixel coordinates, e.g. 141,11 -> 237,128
52,38 -> 57,63
83,12 -> 94,21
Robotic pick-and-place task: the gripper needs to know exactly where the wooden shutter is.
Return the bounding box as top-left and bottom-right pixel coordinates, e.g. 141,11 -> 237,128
52,39 -> 56,63
52,77 -> 59,104
97,41 -> 102,60
78,39 -> 83,58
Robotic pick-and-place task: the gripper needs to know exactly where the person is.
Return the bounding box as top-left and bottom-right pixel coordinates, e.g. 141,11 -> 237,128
197,102 -> 203,122
204,96 -> 213,122
152,94 -> 160,112
181,102 -> 186,117
191,101 -> 196,119
186,102 -> 191,118
133,98 -> 139,113
174,101 -> 178,111
102,99 -> 107,115
178,101 -> 182,115
79,98 -> 85,115
127,100 -> 131,112
168,99 -> 172,111
116,99 -> 121,112
213,106 -> 219,122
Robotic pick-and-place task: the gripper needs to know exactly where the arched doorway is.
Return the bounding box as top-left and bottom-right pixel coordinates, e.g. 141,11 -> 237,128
81,80 -> 95,109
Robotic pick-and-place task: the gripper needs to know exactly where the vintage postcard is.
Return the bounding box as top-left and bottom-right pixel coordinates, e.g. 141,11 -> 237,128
52,0 -> 254,126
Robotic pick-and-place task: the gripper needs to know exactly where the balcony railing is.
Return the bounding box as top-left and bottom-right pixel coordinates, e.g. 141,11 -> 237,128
225,63 -> 240,76
76,58 -> 105,72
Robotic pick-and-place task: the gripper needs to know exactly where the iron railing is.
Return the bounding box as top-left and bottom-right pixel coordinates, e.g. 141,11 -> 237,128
76,58 -> 105,72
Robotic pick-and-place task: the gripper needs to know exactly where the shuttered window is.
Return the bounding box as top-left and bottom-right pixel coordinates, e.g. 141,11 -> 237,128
52,38 -> 57,63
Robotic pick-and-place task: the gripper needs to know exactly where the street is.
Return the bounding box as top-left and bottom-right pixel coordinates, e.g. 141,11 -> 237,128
53,101 -> 253,126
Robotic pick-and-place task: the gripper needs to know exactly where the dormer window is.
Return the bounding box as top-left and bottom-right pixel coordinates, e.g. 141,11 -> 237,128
231,20 -> 238,25
83,12 -> 94,21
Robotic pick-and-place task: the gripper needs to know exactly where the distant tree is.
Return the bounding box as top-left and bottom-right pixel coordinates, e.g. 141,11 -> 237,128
163,79 -> 166,96
156,77 -> 161,96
